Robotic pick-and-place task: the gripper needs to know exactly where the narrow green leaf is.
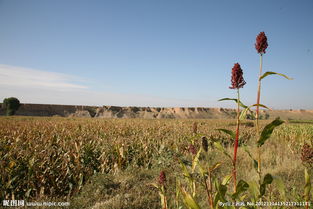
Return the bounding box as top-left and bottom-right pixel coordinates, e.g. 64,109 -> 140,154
257,118 -> 284,147
304,168 -> 311,201
222,174 -> 233,185
259,71 -> 293,81
216,128 -> 236,139
181,187 -> 202,209
260,184 -> 266,197
243,146 -> 258,171
232,180 -> 249,199
192,149 -> 201,173
150,183 -> 159,189
259,174 -> 273,197
213,142 -> 232,160
239,107 -> 250,120
198,163 -> 206,178
218,98 -> 248,108
254,103 -> 271,109
209,162 -> 221,172
239,103 -> 270,120
179,160 -> 195,193
213,179 -> 227,207
217,183 -> 228,201
179,159 -> 192,180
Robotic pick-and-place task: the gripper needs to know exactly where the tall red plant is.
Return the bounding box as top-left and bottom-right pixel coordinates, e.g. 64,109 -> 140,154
255,31 -> 268,181
230,63 -> 246,192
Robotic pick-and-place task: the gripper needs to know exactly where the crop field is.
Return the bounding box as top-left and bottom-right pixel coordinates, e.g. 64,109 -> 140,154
0,116 -> 312,209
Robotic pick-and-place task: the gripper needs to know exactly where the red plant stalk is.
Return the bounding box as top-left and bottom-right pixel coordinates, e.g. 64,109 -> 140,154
256,54 -> 263,179
233,88 -> 240,192
255,32 -> 268,180
229,63 -> 246,192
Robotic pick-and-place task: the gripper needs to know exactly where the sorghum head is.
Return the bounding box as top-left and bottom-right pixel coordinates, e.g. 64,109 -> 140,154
188,144 -> 197,155
159,171 -> 166,185
301,143 -> 313,167
202,136 -> 209,152
229,63 -> 246,89
255,32 -> 268,54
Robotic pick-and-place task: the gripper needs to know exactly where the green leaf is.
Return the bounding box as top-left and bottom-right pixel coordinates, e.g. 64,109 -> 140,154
239,103 -> 270,120
239,108 -> 250,120
263,173 -> 273,184
214,179 -> 228,203
198,163 -> 206,178
158,190 -> 167,209
257,118 -> 284,147
216,128 -> 236,139
181,187 -> 201,209
179,159 -> 192,180
304,168 -> 311,201
218,184 -> 228,201
218,98 -> 248,108
243,146 -> 258,171
213,142 -> 232,160
259,71 -> 293,81
259,184 -> 266,197
222,174 -> 233,185
150,183 -> 159,189
213,179 -> 229,208
232,180 -> 249,199
192,149 -> 201,173
259,174 -> 273,197
209,162 -> 221,172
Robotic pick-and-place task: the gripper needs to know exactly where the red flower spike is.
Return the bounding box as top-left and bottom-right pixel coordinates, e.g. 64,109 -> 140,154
255,32 -> 268,54
158,171 -> 166,185
188,144 -> 197,155
229,63 -> 246,89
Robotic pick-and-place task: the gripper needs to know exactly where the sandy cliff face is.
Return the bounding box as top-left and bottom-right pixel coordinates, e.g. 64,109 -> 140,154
0,103 -> 312,120
0,104 -> 237,119
94,106 -> 238,119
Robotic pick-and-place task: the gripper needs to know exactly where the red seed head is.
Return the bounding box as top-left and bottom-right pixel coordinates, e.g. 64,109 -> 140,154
255,32 -> 268,54
188,144 -> 197,155
301,143 -> 313,167
201,136 -> 209,152
229,63 -> 246,89
158,171 -> 166,185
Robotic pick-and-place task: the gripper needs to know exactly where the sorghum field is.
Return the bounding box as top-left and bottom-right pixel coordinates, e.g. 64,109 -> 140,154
0,116 -> 312,208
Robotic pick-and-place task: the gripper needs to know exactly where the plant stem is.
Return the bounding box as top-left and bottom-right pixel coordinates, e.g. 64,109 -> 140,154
204,171 -> 214,208
256,54 -> 263,183
233,88 -> 240,193
161,186 -> 167,209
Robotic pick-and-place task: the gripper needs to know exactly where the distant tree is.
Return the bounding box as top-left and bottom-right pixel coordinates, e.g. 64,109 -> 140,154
3,97 -> 20,116
246,112 -> 256,120
265,113 -> 270,120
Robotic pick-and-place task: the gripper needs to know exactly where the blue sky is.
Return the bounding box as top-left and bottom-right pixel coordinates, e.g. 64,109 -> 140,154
0,0 -> 312,109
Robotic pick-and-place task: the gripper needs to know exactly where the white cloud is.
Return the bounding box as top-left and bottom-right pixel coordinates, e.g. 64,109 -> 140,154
0,64 -> 87,90
0,64 -> 219,107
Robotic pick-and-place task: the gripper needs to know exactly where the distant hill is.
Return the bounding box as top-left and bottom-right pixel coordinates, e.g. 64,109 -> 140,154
1,103 -> 313,120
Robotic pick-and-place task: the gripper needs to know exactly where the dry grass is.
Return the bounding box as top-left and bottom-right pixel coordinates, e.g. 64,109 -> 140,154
0,116 -> 312,208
